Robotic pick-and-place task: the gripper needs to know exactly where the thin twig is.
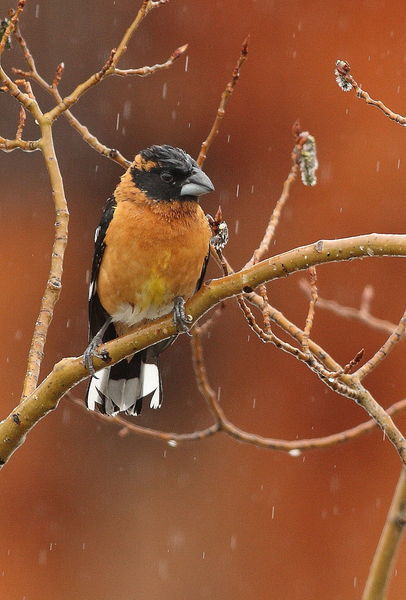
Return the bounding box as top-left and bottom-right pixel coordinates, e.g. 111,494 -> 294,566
70,396 -> 219,443
255,297 -> 341,373
113,44 -> 188,77
196,35 -> 249,168
111,0 -> 168,68
0,136 -> 39,151
0,62 -> 41,116
14,77 -> 34,98
238,293 -> 362,397
342,348 -> 365,374
45,0 -> 170,123
12,28 -> 185,168
244,125 -> 317,270
301,267 -> 318,353
360,284 -> 374,314
15,106 -> 26,139
355,309 -> 406,380
0,0 -> 25,54
191,329 -> 406,452
299,281 -> 397,335
72,391 -> 406,453
52,62 -> 64,88
244,165 -> 297,268
195,305 -> 226,336
258,284 -> 272,332
335,60 -> 406,126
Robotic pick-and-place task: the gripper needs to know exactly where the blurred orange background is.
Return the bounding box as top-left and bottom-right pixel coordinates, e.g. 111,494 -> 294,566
0,0 -> 405,598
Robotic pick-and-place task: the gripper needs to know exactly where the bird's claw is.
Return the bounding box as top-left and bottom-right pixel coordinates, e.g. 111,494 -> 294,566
83,342 -> 111,376
173,296 -> 193,334
83,318 -> 112,374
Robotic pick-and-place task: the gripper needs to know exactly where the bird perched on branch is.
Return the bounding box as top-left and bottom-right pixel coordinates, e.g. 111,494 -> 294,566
85,144 -> 225,416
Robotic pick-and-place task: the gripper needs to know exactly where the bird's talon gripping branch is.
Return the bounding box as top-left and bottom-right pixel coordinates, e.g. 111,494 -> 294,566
173,296 -> 193,334
83,318 -> 112,375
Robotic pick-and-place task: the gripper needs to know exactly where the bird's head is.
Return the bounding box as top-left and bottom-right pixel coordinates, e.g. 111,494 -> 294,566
130,144 -> 214,202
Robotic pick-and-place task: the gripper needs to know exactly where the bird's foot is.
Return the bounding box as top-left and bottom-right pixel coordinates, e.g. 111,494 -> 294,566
83,319 -> 112,375
173,296 -> 193,334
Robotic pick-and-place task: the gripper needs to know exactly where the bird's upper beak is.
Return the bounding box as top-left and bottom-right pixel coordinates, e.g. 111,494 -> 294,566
180,167 -> 215,197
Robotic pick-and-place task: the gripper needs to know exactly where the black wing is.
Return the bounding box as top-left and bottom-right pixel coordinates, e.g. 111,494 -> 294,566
195,246 -> 210,292
88,197 -> 117,342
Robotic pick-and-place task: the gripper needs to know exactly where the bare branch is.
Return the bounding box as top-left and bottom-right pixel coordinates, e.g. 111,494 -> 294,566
362,469 -> 406,600
342,348 -> 365,374
355,308 -> 406,380
191,325 -> 406,454
15,106 -> 26,139
301,267 -> 318,353
114,44 -> 188,77
70,397 -> 219,443
21,121 -> 69,399
87,397 -> 406,453
52,62 -> 64,88
45,0 -> 170,123
253,298 -> 339,376
0,63 -> 42,118
0,233 -> 405,467
335,60 -> 406,126
12,21 -> 183,168
0,0 -> 25,54
111,0 -> 169,68
300,281 -> 397,334
0,135 -> 39,151
244,126 -> 317,270
197,35 -> 249,167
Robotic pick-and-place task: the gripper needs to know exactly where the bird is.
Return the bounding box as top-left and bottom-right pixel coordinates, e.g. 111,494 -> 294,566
85,144 -> 218,417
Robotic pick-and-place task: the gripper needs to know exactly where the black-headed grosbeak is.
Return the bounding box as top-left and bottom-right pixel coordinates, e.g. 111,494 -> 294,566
85,145 -> 215,416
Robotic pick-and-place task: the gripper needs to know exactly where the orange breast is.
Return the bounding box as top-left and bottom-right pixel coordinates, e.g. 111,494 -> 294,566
97,198 -> 211,326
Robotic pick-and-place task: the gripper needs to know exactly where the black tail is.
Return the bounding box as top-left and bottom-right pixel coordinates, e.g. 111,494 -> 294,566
86,347 -> 162,416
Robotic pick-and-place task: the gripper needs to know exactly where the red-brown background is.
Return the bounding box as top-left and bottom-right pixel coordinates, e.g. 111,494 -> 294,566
0,1 -> 405,598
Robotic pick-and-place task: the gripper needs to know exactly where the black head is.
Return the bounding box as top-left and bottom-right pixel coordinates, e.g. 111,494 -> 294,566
131,144 -> 214,202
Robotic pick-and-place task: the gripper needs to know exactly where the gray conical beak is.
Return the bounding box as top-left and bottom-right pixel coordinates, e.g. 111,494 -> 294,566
180,167 -> 215,197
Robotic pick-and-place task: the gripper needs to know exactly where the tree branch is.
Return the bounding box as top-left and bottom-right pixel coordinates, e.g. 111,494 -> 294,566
299,281 -> 398,335
335,60 -> 406,126
20,119 -> 69,399
74,391 -> 406,452
197,35 -> 249,167
0,135 -> 39,151
355,309 -> 406,380
362,469 -> 406,600
44,0 -> 170,123
0,233 -> 405,468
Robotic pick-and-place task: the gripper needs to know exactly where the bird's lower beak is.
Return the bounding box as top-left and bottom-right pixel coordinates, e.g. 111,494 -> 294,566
180,168 -> 215,197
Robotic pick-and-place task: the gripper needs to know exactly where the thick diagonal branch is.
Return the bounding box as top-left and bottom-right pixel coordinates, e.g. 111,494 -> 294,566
0,233 -> 405,468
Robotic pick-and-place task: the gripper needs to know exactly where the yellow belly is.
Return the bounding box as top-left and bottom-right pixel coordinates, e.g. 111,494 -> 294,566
97,198 -> 211,326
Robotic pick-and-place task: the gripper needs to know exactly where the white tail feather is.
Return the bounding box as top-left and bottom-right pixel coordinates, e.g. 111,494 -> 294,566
86,357 -> 161,415
86,367 -> 110,411
140,362 -> 160,408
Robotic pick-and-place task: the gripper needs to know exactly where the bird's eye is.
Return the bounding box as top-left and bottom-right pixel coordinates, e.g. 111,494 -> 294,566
160,172 -> 174,183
